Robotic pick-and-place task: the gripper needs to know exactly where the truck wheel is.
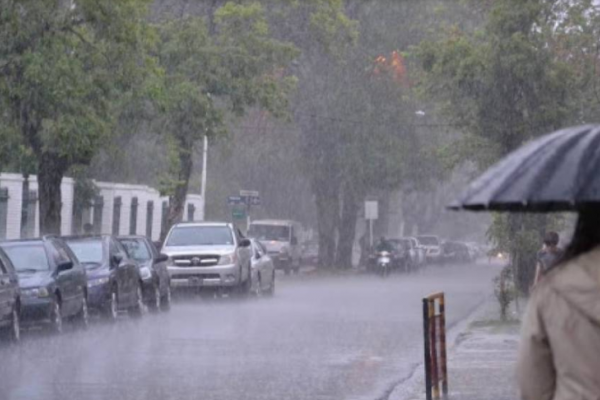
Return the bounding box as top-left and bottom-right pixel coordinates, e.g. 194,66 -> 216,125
237,266 -> 252,298
160,284 -> 171,312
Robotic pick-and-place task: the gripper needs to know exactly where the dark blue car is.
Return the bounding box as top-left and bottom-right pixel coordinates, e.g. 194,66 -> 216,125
0,247 -> 20,342
64,235 -> 143,320
0,237 -> 89,333
118,236 -> 171,312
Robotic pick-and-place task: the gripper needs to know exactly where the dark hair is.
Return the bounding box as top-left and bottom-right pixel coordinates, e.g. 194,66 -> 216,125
543,231 -> 559,247
562,207 -> 600,264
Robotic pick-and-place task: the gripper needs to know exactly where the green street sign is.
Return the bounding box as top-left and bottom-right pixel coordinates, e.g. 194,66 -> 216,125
232,208 -> 247,220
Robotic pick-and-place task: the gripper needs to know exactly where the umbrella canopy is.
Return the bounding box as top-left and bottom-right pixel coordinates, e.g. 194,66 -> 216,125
450,124 -> 600,212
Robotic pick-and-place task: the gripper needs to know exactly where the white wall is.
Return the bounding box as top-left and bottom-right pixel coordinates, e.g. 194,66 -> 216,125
0,173 -> 203,240
1,174 -> 23,240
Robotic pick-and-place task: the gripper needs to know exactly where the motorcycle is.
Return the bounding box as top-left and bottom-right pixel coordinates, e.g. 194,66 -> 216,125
376,251 -> 392,278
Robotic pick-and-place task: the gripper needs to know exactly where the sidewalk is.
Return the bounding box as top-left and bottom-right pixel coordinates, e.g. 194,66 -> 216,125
391,299 -> 521,400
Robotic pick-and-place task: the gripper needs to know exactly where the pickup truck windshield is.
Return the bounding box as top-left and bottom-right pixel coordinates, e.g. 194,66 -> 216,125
166,226 -> 234,246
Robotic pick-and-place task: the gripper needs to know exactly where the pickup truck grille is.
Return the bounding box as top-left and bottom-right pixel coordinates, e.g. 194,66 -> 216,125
172,255 -> 220,267
172,273 -> 220,280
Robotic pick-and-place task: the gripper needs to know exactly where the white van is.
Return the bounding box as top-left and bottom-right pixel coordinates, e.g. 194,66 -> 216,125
248,220 -> 302,274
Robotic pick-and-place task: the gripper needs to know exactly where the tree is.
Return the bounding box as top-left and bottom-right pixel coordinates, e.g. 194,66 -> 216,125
416,0 -> 578,291
0,0 -> 153,234
154,2 -> 298,238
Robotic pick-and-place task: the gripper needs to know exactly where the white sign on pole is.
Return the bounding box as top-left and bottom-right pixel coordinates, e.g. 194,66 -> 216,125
365,201 -> 379,220
240,190 -> 260,198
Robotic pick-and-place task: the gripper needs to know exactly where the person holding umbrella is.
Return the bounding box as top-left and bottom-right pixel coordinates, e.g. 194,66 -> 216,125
451,125 -> 600,399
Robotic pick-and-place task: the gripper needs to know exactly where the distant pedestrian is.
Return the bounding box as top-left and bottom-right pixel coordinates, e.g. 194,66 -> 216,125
533,231 -> 563,285
518,208 -> 600,400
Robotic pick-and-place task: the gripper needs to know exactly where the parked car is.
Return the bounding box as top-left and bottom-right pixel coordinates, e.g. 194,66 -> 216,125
161,222 -> 252,296
393,238 -> 423,270
416,235 -> 443,264
0,248 -> 20,342
64,235 -> 144,320
118,236 -> 171,312
441,241 -> 473,264
248,220 -> 302,274
250,239 -> 275,297
0,237 -> 89,333
404,237 -> 426,266
388,239 -> 412,271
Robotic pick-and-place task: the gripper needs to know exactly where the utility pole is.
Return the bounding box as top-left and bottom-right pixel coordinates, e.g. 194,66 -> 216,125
200,135 -> 208,221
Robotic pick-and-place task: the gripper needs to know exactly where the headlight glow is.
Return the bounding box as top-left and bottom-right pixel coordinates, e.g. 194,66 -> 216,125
140,267 -> 152,280
88,277 -> 110,287
23,287 -> 50,298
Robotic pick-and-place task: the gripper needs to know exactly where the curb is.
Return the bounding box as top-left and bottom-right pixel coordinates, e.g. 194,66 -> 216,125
383,293 -> 494,400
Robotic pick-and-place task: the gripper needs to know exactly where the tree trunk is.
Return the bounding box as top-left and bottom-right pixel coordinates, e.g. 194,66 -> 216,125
38,155 -> 67,235
335,184 -> 359,269
161,145 -> 194,241
315,181 -> 339,269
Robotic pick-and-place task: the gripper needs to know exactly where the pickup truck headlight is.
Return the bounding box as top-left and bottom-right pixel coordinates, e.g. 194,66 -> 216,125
218,253 -> 237,265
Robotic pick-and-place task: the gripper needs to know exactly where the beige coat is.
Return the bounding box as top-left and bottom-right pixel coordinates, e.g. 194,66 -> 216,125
519,247 -> 600,400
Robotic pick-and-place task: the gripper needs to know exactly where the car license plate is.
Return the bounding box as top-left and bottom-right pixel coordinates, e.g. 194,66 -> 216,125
189,277 -> 202,286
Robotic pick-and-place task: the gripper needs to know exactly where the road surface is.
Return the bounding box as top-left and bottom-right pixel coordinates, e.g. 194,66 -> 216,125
0,262 -> 500,400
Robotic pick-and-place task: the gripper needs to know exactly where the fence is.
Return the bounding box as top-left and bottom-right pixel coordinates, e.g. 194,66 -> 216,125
423,292 -> 448,400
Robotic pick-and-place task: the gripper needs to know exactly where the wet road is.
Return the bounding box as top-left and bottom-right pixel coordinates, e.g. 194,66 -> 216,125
0,263 -> 499,400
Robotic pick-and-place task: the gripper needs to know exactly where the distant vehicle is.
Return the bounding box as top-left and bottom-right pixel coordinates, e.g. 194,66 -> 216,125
442,241 -> 472,264
388,239 -> 412,271
0,248 -> 20,342
301,240 -> 319,266
250,239 -> 275,297
404,237 -> 427,266
161,222 -> 252,296
465,242 -> 482,260
118,236 -> 171,312
248,220 -> 302,274
375,251 -> 392,278
1,237 -> 89,333
416,235 -> 443,263
64,235 -> 144,320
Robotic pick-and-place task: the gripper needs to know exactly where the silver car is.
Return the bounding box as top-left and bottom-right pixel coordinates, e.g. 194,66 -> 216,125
250,239 -> 275,297
161,222 -> 252,295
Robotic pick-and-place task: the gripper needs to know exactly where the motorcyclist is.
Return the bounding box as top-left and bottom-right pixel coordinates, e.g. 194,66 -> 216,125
376,236 -> 394,253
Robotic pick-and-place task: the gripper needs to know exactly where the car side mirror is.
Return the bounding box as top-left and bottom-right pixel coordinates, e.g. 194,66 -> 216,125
57,260 -> 73,273
156,254 -> 168,263
111,255 -> 123,268
240,238 -> 251,248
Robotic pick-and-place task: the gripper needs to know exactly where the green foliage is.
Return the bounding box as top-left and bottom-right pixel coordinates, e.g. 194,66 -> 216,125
154,2 -> 299,227
494,265 -> 516,321
0,0 -> 154,232
417,0 -> 576,165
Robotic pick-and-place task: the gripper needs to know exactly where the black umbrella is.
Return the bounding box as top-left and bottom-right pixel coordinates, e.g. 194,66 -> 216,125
450,124 -> 600,212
